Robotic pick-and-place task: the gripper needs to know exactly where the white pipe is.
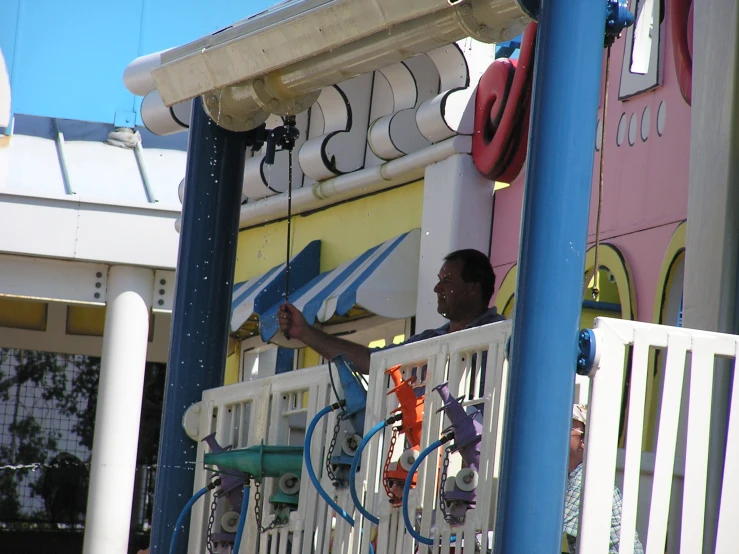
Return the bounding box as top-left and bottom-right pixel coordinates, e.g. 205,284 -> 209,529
123,50 -> 167,96
153,0 -> 495,103
82,266 -> 154,554
149,0 -> 527,122
140,90 -> 191,136
52,119 -> 75,196
237,134 -> 470,228
0,48 -> 10,128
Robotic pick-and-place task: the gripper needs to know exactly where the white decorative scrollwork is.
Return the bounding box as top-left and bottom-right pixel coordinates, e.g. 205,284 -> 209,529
368,55 -> 438,160
241,40 -> 492,202
299,73 -> 373,182
416,41 -> 480,143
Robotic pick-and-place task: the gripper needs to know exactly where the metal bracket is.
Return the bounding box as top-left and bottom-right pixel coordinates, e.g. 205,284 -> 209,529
264,116 -> 300,164
605,0 -> 635,47
506,329 -> 598,376
576,329 -> 598,376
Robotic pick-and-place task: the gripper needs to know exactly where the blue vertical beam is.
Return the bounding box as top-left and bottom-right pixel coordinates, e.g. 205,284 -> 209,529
493,1 -> 608,552
150,97 -> 250,552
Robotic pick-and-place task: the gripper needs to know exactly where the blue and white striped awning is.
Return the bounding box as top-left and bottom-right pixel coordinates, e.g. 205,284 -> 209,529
230,240 -> 321,333
261,229 -> 420,344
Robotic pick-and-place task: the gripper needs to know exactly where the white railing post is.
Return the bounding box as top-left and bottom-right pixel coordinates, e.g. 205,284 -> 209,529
578,324 -> 628,553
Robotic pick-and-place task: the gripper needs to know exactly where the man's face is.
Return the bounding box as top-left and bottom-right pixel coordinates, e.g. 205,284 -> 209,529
433,259 -> 479,320
569,419 -> 585,471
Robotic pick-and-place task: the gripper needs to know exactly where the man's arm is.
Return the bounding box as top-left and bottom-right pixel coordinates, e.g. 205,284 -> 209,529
278,303 -> 371,374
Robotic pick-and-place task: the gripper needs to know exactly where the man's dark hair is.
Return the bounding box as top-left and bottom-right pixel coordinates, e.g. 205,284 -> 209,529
444,249 -> 496,306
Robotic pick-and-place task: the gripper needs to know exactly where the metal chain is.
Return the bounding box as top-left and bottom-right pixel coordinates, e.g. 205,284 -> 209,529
206,486 -> 224,553
439,446 -> 452,522
325,416 -> 341,482
382,426 -> 399,503
254,480 -> 278,534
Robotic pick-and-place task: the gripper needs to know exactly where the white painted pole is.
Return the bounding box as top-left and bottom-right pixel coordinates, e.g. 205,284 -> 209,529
682,3 -> 739,551
416,153 -> 495,330
0,48 -> 10,129
82,266 -> 154,554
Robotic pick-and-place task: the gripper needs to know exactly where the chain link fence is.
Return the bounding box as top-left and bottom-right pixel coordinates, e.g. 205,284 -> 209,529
0,348 -> 164,552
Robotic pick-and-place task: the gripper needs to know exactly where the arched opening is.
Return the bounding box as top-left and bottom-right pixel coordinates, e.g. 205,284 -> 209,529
492,243 -> 636,325
493,245 -> 636,413
644,221 -> 686,450
582,244 -> 637,324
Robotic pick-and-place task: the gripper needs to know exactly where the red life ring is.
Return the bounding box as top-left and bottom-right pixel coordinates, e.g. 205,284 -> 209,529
671,0 -> 693,105
472,23 -> 537,183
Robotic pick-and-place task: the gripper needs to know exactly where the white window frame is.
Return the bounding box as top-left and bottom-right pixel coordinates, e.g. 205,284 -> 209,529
618,0 -> 664,99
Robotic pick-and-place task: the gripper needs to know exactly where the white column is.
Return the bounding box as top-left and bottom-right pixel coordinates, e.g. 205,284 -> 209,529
416,152 -> 494,330
0,47 -> 10,192
83,266 -> 154,554
682,3 -> 739,551
0,47 -> 9,128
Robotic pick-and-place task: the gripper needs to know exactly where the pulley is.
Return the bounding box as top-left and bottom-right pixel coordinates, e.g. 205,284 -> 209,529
398,448 -> 419,472
455,468 -> 479,492
221,511 -> 240,533
341,433 -> 362,456
278,472 -> 301,496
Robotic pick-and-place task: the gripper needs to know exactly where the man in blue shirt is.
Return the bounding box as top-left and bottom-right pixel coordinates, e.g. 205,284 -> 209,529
278,249 -> 504,374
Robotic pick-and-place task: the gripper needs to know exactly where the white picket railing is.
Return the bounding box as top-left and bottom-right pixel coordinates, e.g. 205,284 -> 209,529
186,363 -> 351,554
185,320 -> 513,554
184,316 -> 739,554
581,317 -> 739,554
355,320 -> 512,554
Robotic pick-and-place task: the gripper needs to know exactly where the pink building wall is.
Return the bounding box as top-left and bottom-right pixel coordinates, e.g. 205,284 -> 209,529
490,8 -> 691,325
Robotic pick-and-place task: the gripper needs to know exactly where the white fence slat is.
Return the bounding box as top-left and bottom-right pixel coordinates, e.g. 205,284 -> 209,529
679,339 -> 716,553
485,340 -> 508,533
578,324 -> 628,553
418,349 -> 448,543
715,338 -> 739,552
619,328 -> 661,554
643,334 -> 688,554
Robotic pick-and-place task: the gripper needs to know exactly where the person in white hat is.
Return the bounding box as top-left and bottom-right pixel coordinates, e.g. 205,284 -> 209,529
562,404 -> 644,554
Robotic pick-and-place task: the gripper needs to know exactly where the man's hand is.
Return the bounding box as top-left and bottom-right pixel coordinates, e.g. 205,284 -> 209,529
278,303 -> 309,340
278,302 -> 371,374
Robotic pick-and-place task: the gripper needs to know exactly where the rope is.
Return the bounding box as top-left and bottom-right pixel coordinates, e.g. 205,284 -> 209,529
590,46 -> 612,301
281,115 -> 296,342
285,148 -> 293,304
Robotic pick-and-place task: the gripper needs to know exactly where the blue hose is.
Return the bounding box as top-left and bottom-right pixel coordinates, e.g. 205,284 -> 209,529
306,404 -> 376,554
305,404 -> 355,526
350,418 -> 393,525
402,439 -> 445,546
232,484 -> 250,554
169,486 -> 209,554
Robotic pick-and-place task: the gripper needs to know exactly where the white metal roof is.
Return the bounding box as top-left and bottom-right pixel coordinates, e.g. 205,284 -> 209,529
0,116 -> 185,269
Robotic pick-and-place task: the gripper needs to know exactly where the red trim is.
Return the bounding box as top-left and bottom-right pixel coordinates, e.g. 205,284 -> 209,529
472,23 -> 537,182
671,0 -> 693,105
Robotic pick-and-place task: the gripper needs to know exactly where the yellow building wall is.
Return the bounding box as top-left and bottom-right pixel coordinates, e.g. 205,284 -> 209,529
234,181 -> 424,282
0,297 -> 48,331
67,305 -> 106,336
224,338 -> 241,385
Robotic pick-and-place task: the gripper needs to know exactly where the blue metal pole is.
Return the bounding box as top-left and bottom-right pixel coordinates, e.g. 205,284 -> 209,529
150,97 -> 251,552
493,1 -> 608,552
